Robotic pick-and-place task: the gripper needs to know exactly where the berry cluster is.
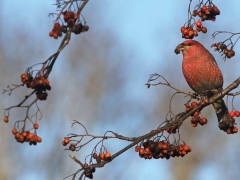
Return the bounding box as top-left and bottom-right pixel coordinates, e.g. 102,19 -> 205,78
192,4 -> 220,21
49,11 -> 89,39
185,102 -> 208,127
83,163 -> 96,179
218,110 -> 239,134
180,21 -> 207,39
92,152 -> 111,162
62,138 -> 77,151
21,73 -> 51,101
211,43 -> 235,59
180,26 -> 199,39
11,124 -> 42,145
135,140 -> 191,160
49,23 -> 62,39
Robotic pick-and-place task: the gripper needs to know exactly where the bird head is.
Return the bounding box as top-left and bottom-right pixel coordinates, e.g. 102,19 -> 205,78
174,40 -> 202,55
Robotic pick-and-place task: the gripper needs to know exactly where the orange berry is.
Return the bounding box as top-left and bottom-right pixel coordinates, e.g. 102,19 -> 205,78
22,131 -> 29,137
195,21 -> 202,27
99,153 -> 105,160
3,116 -> 9,123
21,73 -> 27,79
104,152 -> 111,160
19,135 -> 25,143
12,128 -> 17,135
15,132 -> 21,139
229,111 -> 235,117
36,136 -> 42,143
27,133 -> 35,140
162,143 -> 168,150
193,30 -> 198,37
83,163 -> 88,167
180,26 -> 186,33
139,148 -> 145,156
188,30 -> 194,37
53,32 -> 58,39
135,145 -> 140,152
183,145 -> 191,152
182,28 -> 189,36
49,31 -> 54,37
64,137 -> 70,144
33,123 -> 39,129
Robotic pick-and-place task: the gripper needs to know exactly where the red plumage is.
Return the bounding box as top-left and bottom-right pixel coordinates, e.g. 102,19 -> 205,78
176,40 -> 230,123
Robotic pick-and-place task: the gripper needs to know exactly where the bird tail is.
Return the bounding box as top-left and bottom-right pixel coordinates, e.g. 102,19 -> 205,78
212,99 -> 230,123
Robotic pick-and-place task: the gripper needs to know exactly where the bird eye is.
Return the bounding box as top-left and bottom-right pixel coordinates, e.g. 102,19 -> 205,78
188,43 -> 192,46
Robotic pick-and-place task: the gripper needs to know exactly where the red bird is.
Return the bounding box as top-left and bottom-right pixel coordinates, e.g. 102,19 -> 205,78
175,40 -> 230,123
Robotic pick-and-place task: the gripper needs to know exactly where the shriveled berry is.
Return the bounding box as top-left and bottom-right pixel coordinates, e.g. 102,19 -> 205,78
201,27 -> 207,33
93,153 -> 98,159
69,144 -> 76,151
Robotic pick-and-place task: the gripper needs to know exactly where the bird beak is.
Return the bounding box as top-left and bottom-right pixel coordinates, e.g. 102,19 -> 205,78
174,43 -> 185,54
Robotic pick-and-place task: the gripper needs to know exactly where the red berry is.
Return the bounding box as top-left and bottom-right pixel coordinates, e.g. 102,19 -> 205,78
232,126 -> 238,133
191,102 -> 198,108
64,138 -> 70,144
36,136 -> 42,143
181,26 -> 186,33
12,128 -> 17,135
234,111 -> 240,117
191,123 -> 198,127
199,118 -> 208,125
135,145 -> 140,152
229,111 -> 235,117
201,5 -> 207,12
195,21 -> 202,27
33,123 -> 39,129
3,116 -> 9,123
54,22 -> 61,29
104,152 -> 111,160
